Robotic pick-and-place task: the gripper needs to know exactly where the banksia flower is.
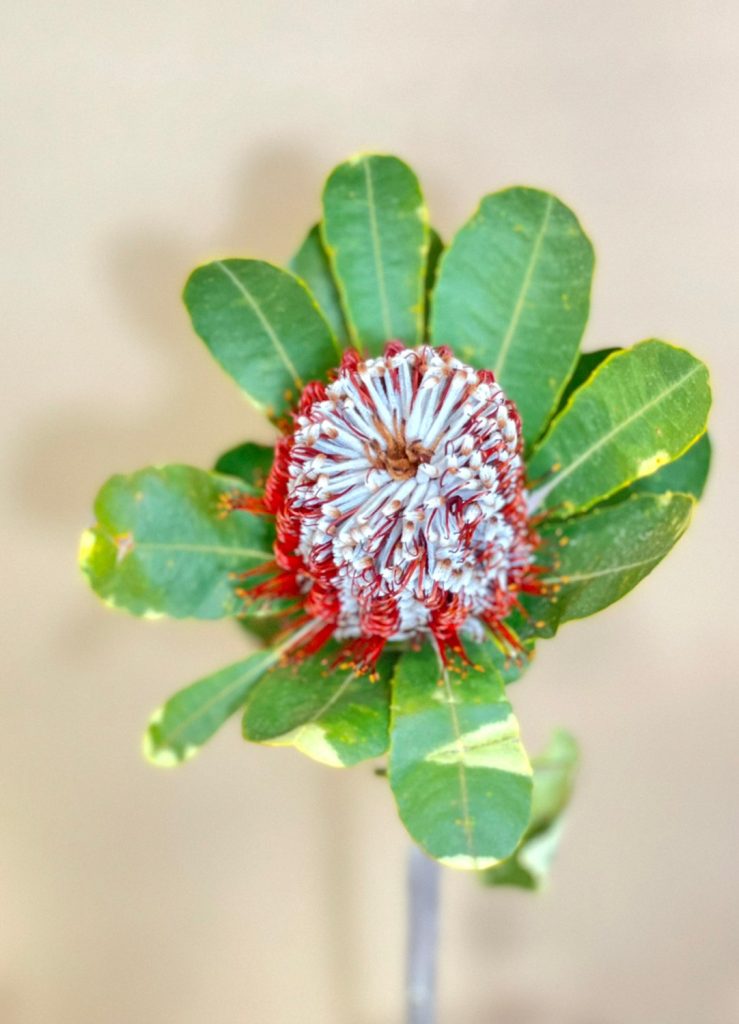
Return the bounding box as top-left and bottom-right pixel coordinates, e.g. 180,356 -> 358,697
80,153 -> 711,874
241,343 -> 538,670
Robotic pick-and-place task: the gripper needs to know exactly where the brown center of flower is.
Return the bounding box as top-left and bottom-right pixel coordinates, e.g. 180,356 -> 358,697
367,419 -> 433,481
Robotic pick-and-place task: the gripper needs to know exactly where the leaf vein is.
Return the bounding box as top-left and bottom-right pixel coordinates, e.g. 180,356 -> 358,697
363,159 -> 393,339
293,668 -> 357,748
135,541 -> 271,560
531,363 -> 702,507
493,193 -> 554,378
438,652 -> 475,859
215,261 -> 304,390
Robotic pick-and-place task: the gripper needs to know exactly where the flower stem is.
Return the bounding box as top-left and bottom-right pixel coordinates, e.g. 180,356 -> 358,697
406,844 -> 441,1024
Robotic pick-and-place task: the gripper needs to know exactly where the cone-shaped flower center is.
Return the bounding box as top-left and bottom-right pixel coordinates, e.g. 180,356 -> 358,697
258,342 -> 537,667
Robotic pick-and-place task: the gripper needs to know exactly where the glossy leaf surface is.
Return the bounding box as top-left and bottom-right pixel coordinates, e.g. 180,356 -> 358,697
620,432 -> 711,502
556,349 -> 712,503
144,647 -> 285,766
389,642 -> 532,870
184,258 -> 341,420
523,492 -> 695,637
322,154 -> 429,354
483,729 -> 579,889
423,227 -> 444,329
214,441 -> 275,490
243,643 -> 394,767
79,465 -> 272,619
431,188 -> 594,446
289,224 -> 348,344
556,347 -> 619,411
528,340 -> 711,516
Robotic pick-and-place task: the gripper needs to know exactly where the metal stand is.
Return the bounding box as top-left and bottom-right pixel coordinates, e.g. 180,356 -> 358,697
406,845 -> 441,1024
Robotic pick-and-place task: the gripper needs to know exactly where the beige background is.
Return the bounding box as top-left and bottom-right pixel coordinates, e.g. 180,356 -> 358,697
2,2 -> 738,1022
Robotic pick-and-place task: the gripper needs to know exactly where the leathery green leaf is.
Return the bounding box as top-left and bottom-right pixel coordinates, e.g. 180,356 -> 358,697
388,641 -> 532,870
556,347 -> 620,412
236,602 -> 295,645
289,224 -> 348,344
522,492 -> 695,638
489,635 -> 536,686
199,443 -> 281,638
144,645 -> 288,767
214,441 -> 275,490
79,465 -> 273,619
423,227 -> 444,330
528,339 -> 711,517
431,188 -> 594,446
184,259 -> 342,421
617,432 -> 711,502
483,730 -> 579,890
556,350 -> 711,503
322,154 -> 429,354
243,642 -> 395,767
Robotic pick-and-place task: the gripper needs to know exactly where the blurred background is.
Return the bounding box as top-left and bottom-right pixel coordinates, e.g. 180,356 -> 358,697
2,2 -> 738,1022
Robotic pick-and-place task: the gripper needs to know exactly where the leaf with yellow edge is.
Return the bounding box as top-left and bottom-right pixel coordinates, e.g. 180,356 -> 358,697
242,642 -> 395,767
388,641 -> 532,870
527,340 -> 711,517
322,154 -> 429,355
144,646 -> 287,766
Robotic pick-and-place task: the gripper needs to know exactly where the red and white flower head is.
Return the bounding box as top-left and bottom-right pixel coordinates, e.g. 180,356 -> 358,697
249,342 -> 538,670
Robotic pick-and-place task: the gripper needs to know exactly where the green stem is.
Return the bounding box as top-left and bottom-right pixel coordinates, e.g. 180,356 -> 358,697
406,845 -> 441,1024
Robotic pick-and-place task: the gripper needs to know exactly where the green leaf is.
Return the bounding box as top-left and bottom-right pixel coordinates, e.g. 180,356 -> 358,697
617,432 -> 711,502
79,465 -> 273,619
556,347 -> 620,412
482,729 -> 579,890
528,340 -> 711,517
214,441 -> 275,490
430,188 -> 594,447
423,227 -> 444,331
388,641 -> 532,870
522,492 -> 695,637
236,605 -> 292,645
184,259 -> 342,420
242,643 -> 395,767
322,154 -> 429,354
553,350 -> 711,504
143,646 -> 287,767
289,224 -> 349,344
488,635 -> 536,686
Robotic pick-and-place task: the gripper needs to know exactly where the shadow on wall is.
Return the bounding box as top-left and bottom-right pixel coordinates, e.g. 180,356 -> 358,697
13,142 -> 331,542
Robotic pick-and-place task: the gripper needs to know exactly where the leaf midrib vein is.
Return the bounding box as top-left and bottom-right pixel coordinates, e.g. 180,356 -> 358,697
136,541 -> 272,560
215,261 -> 304,390
160,626 -> 312,746
363,158 -> 393,338
294,668 -> 356,747
440,665 -> 475,859
533,362 -> 702,503
161,653 -> 278,745
545,551 -> 668,585
493,194 -> 554,378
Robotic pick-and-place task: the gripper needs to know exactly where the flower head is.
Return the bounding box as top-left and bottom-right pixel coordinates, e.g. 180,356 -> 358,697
244,342 -> 538,669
